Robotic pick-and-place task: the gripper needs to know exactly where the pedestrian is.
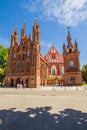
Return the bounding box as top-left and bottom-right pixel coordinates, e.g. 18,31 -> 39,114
24,83 -> 26,88
17,83 -> 19,88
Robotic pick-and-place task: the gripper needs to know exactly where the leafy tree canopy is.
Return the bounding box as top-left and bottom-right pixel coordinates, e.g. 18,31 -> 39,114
0,45 -> 8,69
82,64 -> 87,84
0,45 -> 8,85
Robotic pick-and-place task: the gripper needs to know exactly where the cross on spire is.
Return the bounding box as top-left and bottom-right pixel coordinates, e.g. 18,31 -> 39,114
67,27 -> 70,35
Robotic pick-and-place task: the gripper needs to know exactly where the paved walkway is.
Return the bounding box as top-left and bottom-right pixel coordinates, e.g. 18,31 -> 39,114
0,86 -> 87,130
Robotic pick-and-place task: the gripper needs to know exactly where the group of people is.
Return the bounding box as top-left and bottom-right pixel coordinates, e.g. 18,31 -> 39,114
17,83 -> 26,88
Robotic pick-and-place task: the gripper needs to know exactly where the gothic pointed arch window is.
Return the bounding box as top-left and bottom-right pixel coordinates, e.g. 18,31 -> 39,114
13,53 -> 16,59
18,64 -> 20,72
27,50 -> 30,56
69,60 -> 74,68
51,65 -> 57,75
22,63 -> 25,72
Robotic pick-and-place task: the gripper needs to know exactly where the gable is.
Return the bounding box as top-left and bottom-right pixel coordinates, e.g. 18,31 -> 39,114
45,46 -> 63,63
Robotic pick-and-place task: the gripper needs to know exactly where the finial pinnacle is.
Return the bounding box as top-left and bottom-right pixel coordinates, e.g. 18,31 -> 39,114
67,27 -> 70,35
35,16 -> 39,24
22,21 -> 25,29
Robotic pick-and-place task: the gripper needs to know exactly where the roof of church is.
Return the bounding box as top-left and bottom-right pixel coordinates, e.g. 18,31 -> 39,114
46,46 -> 59,54
45,46 -> 64,63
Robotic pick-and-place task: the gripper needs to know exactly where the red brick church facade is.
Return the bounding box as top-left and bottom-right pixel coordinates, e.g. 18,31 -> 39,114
45,46 -> 64,77
63,29 -> 82,85
4,21 -> 82,87
5,21 -> 49,87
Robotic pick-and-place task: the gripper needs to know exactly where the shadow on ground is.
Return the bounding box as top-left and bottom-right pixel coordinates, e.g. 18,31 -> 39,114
0,107 -> 87,130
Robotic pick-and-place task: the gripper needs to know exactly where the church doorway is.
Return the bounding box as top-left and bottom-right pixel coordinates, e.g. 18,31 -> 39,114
70,77 -> 76,85
16,78 -> 23,88
16,79 -> 20,85
26,79 -> 29,88
51,65 -> 57,75
10,79 -> 14,87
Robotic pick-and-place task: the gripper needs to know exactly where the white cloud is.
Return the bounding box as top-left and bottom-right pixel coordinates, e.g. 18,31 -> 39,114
21,0 -> 87,26
21,0 -> 42,12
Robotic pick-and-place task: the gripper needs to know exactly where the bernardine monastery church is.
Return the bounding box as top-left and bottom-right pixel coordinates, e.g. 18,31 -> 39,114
4,21 -> 82,87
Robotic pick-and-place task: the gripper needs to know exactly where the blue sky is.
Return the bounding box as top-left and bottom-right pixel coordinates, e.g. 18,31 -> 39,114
0,0 -> 87,68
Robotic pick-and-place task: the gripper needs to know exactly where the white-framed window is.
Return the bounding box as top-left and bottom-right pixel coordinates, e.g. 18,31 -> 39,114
69,60 -> 74,68
51,65 -> 57,75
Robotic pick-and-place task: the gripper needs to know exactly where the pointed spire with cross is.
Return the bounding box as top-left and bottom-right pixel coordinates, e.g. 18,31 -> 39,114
21,21 -> 25,40
67,27 -> 70,35
67,26 -> 72,46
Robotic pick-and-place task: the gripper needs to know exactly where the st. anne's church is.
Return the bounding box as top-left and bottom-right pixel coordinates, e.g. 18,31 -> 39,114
4,21 -> 82,87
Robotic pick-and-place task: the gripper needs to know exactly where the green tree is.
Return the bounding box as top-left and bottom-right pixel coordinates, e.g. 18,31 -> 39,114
82,64 -> 87,84
0,45 -> 8,85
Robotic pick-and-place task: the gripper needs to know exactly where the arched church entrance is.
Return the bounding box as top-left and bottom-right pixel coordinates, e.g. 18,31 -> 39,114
26,79 -> 29,88
70,77 -> 76,85
51,65 -> 57,75
16,78 -> 23,88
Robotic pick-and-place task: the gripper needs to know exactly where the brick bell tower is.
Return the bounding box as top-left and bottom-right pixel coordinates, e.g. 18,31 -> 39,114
63,28 -> 82,85
31,20 -> 40,87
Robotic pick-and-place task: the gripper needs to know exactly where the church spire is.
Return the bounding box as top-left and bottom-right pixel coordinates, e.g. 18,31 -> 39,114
67,27 -> 72,47
10,28 -> 18,47
74,39 -> 78,50
68,27 -> 70,35
21,22 -> 25,40
32,20 -> 40,42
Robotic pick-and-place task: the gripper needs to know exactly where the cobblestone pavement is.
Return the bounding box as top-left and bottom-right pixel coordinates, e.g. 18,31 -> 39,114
0,86 -> 87,130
